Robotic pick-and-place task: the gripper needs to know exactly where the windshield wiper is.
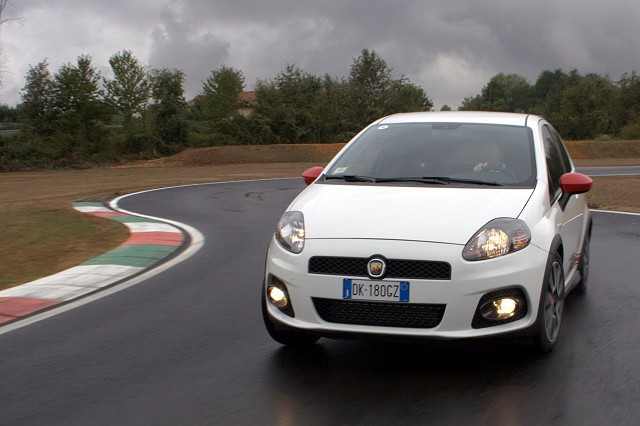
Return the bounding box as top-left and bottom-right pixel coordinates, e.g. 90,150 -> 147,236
375,177 -> 450,185
324,175 -> 504,186
324,174 -> 378,183
377,176 -> 503,186
424,176 -> 504,186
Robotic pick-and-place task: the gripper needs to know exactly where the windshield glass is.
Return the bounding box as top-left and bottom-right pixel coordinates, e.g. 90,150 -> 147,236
325,122 -> 536,187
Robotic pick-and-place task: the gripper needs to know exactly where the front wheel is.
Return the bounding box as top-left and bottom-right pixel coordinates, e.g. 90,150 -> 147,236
535,252 -> 565,353
262,287 -> 320,347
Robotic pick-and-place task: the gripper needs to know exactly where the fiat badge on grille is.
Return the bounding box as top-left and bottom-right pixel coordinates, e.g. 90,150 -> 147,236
367,257 -> 386,279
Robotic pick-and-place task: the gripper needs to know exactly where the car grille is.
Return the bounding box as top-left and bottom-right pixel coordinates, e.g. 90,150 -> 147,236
312,298 -> 446,329
308,257 -> 451,280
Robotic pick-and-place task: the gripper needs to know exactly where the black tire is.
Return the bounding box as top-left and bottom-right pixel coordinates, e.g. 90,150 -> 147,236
262,287 -> 320,347
534,252 -> 565,353
575,225 -> 591,295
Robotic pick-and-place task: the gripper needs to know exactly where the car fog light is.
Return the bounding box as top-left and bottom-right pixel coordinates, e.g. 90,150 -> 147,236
481,297 -> 520,320
268,286 -> 288,308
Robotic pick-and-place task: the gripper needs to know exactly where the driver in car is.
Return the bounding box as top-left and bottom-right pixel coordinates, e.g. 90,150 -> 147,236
473,140 -> 506,172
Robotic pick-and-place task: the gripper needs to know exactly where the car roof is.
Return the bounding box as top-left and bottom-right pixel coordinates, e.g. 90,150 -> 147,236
377,111 -> 539,127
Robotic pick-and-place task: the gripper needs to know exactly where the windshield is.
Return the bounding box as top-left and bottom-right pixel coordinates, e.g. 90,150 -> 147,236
324,122 -> 536,187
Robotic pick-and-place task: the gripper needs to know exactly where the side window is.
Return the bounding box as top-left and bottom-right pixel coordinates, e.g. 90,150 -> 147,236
549,127 -> 573,172
541,125 -> 566,201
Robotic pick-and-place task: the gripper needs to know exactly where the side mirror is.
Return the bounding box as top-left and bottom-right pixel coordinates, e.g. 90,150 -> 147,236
302,166 -> 324,185
560,172 -> 593,194
558,172 -> 592,210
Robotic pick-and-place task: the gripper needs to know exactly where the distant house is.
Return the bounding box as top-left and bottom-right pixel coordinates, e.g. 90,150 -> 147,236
187,91 -> 257,117
237,91 -> 257,117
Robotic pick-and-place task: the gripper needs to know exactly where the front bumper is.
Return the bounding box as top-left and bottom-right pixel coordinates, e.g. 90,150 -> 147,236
264,237 -> 549,340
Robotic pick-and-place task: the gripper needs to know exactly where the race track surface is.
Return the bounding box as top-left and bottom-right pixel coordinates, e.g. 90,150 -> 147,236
1,179 -> 639,425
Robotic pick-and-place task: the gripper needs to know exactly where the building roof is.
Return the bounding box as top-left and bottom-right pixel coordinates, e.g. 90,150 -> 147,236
238,91 -> 257,107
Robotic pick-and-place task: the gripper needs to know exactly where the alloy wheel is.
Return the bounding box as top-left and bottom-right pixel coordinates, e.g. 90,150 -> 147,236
543,260 -> 564,343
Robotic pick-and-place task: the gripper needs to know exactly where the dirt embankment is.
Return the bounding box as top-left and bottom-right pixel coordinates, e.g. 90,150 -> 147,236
565,140 -> 640,166
127,143 -> 348,167
122,140 -> 640,169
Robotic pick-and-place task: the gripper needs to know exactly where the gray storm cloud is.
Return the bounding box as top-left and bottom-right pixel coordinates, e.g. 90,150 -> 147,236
2,0 -> 640,108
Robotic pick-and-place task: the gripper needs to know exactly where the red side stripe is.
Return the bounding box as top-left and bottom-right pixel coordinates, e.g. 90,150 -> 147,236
87,212 -> 128,217
0,297 -> 60,323
122,232 -> 183,246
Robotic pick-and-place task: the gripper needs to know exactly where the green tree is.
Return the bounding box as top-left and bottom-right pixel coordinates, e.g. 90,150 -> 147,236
192,65 -> 247,145
103,50 -> 151,129
530,69 -> 569,119
197,65 -> 245,122
0,103 -> 19,122
459,73 -> 532,112
347,49 -> 393,128
386,78 -> 433,114
347,49 -> 432,129
149,68 -> 188,152
617,71 -> 640,125
20,60 -> 56,134
316,74 -> 352,141
251,53 -> 431,143
53,55 -> 106,143
253,64 -> 326,143
555,72 -> 618,139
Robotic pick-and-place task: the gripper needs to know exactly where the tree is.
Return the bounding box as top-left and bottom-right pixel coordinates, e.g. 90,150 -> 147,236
386,78 -> 433,113
459,73 -> 532,112
347,49 -> 432,129
617,71 -> 640,125
315,73 -> 352,141
20,60 -> 56,134
347,49 -> 393,128
148,68 -> 188,151
555,72 -> 618,139
250,52 -> 432,143
253,64 -> 325,143
0,103 -> 18,122
103,50 -> 151,129
197,65 -> 245,122
53,55 -> 106,142
531,69 -> 569,118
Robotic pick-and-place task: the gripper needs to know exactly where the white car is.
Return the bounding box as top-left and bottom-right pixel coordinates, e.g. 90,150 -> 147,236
262,111 -> 593,352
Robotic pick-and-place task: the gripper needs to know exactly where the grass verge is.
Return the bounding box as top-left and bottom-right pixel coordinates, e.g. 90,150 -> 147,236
0,208 -> 128,289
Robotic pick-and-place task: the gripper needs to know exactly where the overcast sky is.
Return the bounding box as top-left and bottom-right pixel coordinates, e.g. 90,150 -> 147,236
2,0 -> 640,110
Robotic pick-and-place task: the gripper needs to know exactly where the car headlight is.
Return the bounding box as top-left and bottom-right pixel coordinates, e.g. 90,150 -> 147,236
463,218 -> 531,261
275,211 -> 305,254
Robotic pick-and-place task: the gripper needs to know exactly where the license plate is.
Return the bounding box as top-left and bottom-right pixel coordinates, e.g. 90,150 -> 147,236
343,279 -> 410,302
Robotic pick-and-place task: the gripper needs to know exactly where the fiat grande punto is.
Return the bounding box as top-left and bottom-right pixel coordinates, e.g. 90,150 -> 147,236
262,111 -> 592,352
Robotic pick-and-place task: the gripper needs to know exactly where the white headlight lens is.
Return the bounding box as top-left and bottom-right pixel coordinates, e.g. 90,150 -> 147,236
275,211 -> 305,254
463,218 -> 531,261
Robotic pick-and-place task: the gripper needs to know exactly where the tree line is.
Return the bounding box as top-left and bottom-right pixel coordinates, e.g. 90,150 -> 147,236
1,47 -> 640,171
0,49 -> 430,170
460,70 -> 640,140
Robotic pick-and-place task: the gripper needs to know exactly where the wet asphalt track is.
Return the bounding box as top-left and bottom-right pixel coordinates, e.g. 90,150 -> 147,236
1,178 -> 639,425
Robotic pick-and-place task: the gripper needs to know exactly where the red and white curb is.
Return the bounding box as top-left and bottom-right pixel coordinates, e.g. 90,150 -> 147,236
0,201 -> 187,326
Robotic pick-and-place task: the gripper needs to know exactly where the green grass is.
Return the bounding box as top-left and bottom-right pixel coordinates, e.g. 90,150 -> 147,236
0,207 -> 128,290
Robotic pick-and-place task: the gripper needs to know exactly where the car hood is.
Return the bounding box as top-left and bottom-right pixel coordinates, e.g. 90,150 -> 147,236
291,183 -> 534,245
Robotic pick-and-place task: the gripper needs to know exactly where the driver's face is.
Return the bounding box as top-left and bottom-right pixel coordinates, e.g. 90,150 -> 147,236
482,143 -> 503,166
